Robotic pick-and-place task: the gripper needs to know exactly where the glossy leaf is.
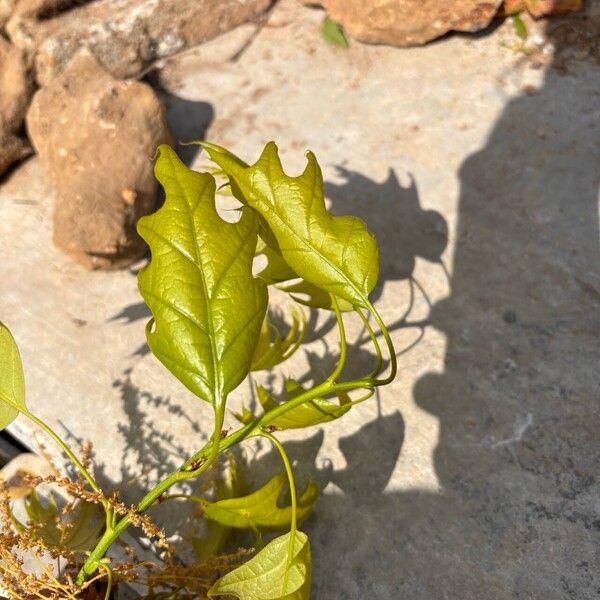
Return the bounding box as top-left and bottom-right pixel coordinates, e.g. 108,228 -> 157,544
202,142 -> 379,308
203,473 -> 318,531
256,381 -> 352,430
251,311 -> 306,372
137,145 -> 268,408
255,238 -> 297,286
208,531 -> 311,599
0,321 -> 26,430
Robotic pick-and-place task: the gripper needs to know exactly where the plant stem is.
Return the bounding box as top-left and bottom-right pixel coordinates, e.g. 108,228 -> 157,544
367,302 -> 397,385
261,431 -> 298,594
76,372 -> 374,585
326,296 -> 347,384
22,409 -> 105,503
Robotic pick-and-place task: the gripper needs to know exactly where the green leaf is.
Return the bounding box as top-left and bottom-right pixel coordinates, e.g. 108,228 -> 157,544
321,16 -> 349,48
15,491 -> 103,554
255,238 -> 297,286
256,381 -> 352,430
512,14 -> 528,40
251,311 -> 306,372
203,474 -> 318,531
0,321 -> 26,430
201,142 -> 379,309
208,531 -> 311,599
137,145 -> 268,410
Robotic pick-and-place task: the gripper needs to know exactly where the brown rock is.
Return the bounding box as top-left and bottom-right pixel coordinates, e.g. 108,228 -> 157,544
0,37 -> 33,133
26,50 -> 173,269
10,0 -> 272,85
316,0 -> 504,46
4,0 -> 83,46
0,132 -> 32,175
501,0 -> 583,17
0,0 -> 17,30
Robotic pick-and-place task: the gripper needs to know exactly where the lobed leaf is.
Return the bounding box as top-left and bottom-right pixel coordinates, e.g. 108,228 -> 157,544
137,145 -> 268,409
208,531 -> 311,599
203,473 -> 318,531
0,321 -> 26,430
202,142 -> 379,309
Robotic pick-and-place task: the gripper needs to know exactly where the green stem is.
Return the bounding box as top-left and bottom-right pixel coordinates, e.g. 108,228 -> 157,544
0,393 -> 102,499
366,302 -> 397,385
357,307 -> 383,378
261,431 -> 297,593
77,374 -> 374,585
262,432 -> 297,532
23,409 -> 104,501
326,295 -> 347,384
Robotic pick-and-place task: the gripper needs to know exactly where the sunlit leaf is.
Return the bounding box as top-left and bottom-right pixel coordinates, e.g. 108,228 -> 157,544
257,381 -> 352,430
0,321 -> 26,430
202,142 -> 379,309
208,531 -> 311,599
255,238 -> 297,286
203,474 -> 318,531
251,311 -> 306,372
137,145 -> 268,411
321,16 -> 348,48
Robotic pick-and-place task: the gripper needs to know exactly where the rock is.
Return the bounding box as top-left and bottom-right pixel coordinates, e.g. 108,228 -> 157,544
26,50 -> 173,269
0,37 -> 34,176
0,132 -> 32,175
4,0 -> 88,46
0,37 -> 33,133
502,0 -> 583,17
314,0 -> 504,46
9,0 -> 273,85
0,0 -> 16,30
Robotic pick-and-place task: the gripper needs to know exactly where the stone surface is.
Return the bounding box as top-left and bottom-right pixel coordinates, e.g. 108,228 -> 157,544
4,0 -> 82,48
313,0 -> 504,46
26,50 -> 172,268
1,1 -> 599,597
12,0 -> 273,85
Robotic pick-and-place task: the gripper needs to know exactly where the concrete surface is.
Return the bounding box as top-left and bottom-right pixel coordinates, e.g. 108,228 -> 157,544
0,1 -> 599,598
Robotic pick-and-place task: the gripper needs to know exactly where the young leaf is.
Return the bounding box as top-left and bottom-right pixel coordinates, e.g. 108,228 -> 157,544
256,381 -> 352,430
202,142 -> 379,309
0,321 -> 26,430
208,531 -> 311,600
137,146 -> 268,409
321,16 -> 349,48
203,473 -> 318,531
251,311 -> 306,372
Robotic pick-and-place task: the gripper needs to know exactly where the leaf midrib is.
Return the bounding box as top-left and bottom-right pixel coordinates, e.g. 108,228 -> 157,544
168,163 -> 223,408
